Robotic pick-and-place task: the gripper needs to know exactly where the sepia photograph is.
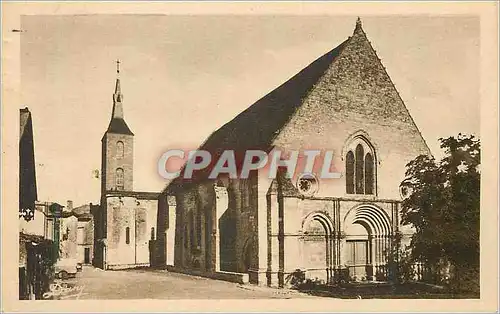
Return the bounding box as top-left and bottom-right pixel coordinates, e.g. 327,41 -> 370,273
2,1 -> 498,313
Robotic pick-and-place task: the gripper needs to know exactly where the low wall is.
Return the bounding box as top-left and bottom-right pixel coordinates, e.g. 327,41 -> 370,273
166,266 -> 249,284
107,263 -> 150,270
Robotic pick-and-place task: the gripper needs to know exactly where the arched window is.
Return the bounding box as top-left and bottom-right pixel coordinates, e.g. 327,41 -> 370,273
355,144 -> 364,194
116,168 -> 124,190
125,227 -> 130,244
365,153 -> 374,195
345,135 -> 376,195
116,141 -> 124,158
346,151 -> 355,194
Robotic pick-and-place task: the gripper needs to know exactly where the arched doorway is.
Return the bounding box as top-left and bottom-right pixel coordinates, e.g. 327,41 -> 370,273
302,213 -> 334,282
345,222 -> 371,281
344,204 -> 392,281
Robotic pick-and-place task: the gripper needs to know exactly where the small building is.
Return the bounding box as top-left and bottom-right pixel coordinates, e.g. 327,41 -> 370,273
72,203 -> 98,265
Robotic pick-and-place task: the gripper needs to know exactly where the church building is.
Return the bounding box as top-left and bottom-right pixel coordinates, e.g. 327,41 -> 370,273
93,65 -> 159,270
155,19 -> 430,287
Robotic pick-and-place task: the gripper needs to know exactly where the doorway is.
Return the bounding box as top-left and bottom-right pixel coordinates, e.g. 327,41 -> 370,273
84,248 -> 90,264
346,240 -> 369,281
302,214 -> 334,282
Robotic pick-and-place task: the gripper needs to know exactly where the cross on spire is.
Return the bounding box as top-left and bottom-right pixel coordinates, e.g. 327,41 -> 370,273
113,59 -> 123,103
354,17 -> 363,34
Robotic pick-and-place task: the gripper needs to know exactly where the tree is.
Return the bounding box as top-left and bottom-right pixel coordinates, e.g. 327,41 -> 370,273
400,134 -> 480,291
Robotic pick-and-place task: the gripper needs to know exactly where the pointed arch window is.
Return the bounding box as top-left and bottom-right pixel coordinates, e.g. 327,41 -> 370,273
345,136 -> 376,195
346,151 -> 355,194
116,141 -> 124,158
355,144 -> 364,194
365,153 -> 374,194
116,168 -> 124,190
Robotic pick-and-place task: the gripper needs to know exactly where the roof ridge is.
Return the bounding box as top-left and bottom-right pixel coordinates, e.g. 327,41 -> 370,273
359,29 -> 432,157
164,37 -> 352,193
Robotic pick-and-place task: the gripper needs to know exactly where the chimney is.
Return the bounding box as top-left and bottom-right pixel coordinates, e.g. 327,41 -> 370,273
67,200 -> 73,211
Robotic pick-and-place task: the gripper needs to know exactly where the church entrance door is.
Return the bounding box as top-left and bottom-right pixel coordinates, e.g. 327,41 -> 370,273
346,240 -> 369,281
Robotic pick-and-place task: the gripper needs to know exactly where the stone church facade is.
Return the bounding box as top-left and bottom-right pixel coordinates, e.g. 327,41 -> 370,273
93,71 -> 159,270
156,19 -> 430,287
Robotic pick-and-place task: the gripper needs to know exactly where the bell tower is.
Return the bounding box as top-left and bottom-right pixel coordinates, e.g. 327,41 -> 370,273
101,60 -> 134,193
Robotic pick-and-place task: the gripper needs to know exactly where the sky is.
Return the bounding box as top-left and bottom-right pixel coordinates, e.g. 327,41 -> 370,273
20,15 -> 480,206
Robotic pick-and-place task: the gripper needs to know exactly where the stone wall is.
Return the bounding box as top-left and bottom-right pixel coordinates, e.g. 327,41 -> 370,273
60,216 -> 78,260
76,220 -> 94,264
265,194 -> 402,285
105,195 -> 158,269
101,133 -> 134,193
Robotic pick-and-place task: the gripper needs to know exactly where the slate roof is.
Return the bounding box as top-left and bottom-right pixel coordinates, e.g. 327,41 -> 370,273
202,39 -> 349,154
165,37 -> 350,193
106,118 -> 134,136
104,77 -> 134,136
20,108 -> 38,211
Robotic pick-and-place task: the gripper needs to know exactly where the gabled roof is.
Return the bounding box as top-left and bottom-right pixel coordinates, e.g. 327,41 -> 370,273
267,176 -> 301,197
163,18 -> 431,196
201,39 -> 349,154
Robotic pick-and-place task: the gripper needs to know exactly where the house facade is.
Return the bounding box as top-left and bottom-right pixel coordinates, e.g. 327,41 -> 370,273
155,19 -> 430,287
73,204 -> 96,265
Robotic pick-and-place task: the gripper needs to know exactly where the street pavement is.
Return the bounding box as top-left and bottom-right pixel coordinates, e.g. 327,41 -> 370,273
56,266 -> 318,300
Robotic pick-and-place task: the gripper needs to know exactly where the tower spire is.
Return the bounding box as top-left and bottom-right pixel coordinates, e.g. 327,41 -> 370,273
103,59 -> 134,138
112,59 -> 124,118
354,16 -> 363,34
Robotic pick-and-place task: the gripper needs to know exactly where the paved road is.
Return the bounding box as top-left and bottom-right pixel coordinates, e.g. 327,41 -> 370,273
56,266 -> 317,300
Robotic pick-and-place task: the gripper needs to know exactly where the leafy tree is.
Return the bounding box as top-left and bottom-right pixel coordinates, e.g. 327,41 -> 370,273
400,134 -> 480,291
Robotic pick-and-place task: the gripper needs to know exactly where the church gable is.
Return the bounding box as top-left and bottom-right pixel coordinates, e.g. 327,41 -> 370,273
272,20 -> 430,199
275,21 -> 428,150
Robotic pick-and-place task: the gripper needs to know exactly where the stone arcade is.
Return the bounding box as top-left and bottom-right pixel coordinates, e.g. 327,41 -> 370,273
154,19 -> 431,287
